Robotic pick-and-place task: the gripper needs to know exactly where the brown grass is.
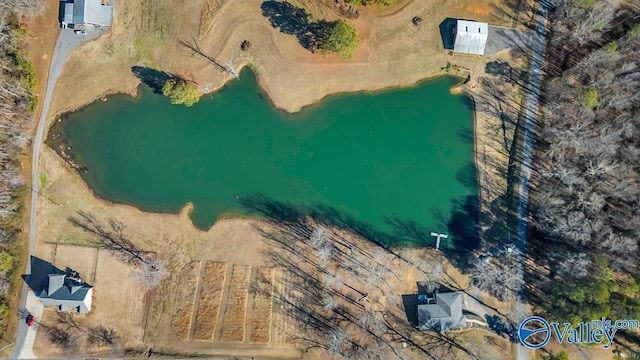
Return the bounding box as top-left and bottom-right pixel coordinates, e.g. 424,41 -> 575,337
193,261 -> 227,341
171,260 -> 201,340
198,0 -> 222,40
219,264 -> 250,342
250,267 -> 275,343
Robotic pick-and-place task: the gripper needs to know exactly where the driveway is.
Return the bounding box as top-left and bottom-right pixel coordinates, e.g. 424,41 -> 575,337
8,25 -> 107,360
514,2 -> 550,360
485,26 -> 535,56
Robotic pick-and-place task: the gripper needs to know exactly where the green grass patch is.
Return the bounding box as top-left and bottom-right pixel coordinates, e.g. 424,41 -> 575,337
628,24 -> 640,38
39,172 -> 48,188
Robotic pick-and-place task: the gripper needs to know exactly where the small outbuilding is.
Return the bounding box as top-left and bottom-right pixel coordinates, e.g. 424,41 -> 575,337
61,0 -> 112,27
453,20 -> 488,56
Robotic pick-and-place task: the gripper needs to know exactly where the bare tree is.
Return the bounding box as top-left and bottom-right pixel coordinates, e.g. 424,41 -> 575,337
87,326 -> 119,347
322,294 -> 337,312
68,211 -> 150,265
47,326 -> 79,351
326,327 -> 353,358
55,311 -> 84,333
130,258 -> 168,290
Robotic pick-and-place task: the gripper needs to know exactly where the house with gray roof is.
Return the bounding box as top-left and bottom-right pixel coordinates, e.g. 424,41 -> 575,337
417,290 -> 467,332
61,0 -> 112,27
23,256 -> 93,313
453,20 -> 488,56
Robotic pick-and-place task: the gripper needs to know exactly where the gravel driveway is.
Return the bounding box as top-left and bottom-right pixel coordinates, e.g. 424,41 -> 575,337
9,23 -> 107,360
485,26 -> 535,56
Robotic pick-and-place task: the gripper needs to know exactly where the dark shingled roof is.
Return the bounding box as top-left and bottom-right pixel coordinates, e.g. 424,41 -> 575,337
417,291 -> 467,332
23,256 -> 93,313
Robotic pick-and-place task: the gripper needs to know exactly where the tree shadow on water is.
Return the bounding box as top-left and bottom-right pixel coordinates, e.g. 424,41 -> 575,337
261,1 -> 326,50
443,194 -> 480,271
131,66 -> 172,93
238,193 -> 481,271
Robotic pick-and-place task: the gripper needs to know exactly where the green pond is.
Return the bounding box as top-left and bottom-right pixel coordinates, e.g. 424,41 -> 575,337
49,69 -> 479,249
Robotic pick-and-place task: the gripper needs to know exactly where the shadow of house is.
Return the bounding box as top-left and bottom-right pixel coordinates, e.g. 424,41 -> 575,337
439,18 -> 458,50
402,294 -> 418,326
22,256 -> 93,313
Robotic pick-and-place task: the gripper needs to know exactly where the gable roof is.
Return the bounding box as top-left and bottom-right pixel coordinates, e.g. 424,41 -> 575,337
453,20 -> 488,56
66,0 -> 112,26
417,291 -> 466,331
24,256 -> 93,313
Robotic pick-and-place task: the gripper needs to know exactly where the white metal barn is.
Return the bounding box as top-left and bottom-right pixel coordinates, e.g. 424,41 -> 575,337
453,20 -> 488,56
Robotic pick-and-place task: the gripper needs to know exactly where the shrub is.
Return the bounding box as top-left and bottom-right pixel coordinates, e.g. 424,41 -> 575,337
318,20 -> 359,59
161,79 -> 200,107
0,302 -> 9,322
580,87 -> 598,109
604,41 -> 617,52
0,252 -> 12,272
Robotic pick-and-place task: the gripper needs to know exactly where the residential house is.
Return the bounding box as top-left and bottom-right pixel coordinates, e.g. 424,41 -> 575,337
23,256 -> 93,313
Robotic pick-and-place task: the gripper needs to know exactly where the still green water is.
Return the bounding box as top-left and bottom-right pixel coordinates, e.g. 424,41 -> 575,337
53,69 -> 478,248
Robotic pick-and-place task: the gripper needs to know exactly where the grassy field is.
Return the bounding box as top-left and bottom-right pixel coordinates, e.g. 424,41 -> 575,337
24,0 -> 546,358
171,260 -> 201,340
250,267 -> 275,343
193,261 -> 227,341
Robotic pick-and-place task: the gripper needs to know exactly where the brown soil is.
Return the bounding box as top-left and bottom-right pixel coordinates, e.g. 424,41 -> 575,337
249,267 -> 275,343
170,260 -> 201,340
193,261 -> 227,341
219,264 -> 251,342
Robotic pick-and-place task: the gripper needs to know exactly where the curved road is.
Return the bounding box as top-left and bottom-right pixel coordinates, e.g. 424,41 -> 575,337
9,27 -> 105,360
515,1 -> 550,359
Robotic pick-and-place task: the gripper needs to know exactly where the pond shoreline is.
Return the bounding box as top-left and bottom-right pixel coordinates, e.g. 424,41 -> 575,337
46,68 -> 479,249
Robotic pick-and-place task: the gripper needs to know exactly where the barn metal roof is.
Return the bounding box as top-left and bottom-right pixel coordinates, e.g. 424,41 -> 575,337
70,0 -> 112,26
453,20 -> 488,56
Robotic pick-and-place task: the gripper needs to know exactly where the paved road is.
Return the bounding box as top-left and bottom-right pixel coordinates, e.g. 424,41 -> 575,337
8,26 -> 105,360
514,1 -> 550,360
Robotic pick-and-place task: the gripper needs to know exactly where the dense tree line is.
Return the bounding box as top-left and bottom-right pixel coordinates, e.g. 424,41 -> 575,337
0,1 -> 40,331
530,0 -> 640,337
